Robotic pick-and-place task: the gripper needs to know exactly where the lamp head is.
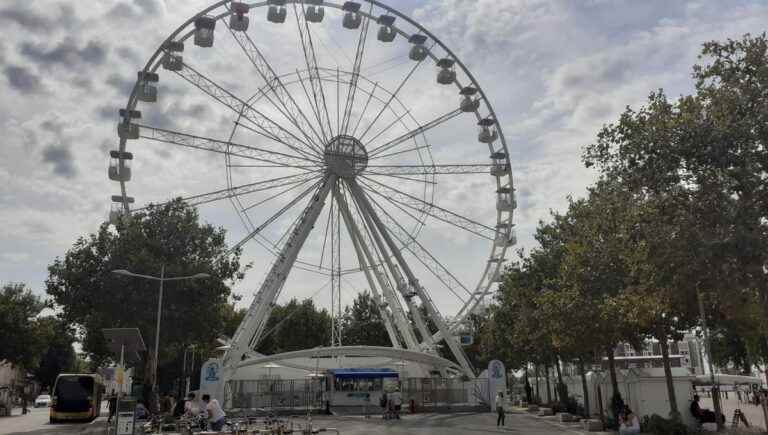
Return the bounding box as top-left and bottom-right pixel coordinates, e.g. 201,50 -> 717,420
112,269 -> 133,276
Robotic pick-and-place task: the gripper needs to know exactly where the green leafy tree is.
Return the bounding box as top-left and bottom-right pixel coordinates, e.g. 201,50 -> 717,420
584,33 -> 768,384
340,291 -> 391,347
32,317 -> 77,390
0,283 -> 47,369
46,199 -> 245,402
255,298 -> 332,354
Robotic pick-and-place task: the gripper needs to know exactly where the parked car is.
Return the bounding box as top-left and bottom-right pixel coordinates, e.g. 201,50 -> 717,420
34,394 -> 51,407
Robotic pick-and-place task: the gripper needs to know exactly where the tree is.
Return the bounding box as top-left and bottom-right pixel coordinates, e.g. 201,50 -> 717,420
32,317 -> 77,390
340,291 -> 391,347
46,199 -> 245,404
0,283 -> 47,369
255,298 -> 333,354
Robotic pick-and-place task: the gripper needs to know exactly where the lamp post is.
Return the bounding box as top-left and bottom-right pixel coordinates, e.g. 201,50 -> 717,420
112,266 -> 210,410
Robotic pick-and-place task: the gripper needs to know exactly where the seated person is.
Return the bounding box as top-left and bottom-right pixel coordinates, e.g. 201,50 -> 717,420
618,405 -> 640,435
134,401 -> 150,420
690,394 -> 723,424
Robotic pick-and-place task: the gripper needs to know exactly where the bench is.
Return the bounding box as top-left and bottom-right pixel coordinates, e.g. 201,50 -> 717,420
581,419 -> 603,431
537,407 -> 554,416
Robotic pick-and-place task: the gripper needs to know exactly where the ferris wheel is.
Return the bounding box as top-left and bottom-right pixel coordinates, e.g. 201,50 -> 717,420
107,0 -> 516,378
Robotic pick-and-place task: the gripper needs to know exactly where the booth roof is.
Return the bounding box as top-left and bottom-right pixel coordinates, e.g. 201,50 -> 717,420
328,368 -> 399,379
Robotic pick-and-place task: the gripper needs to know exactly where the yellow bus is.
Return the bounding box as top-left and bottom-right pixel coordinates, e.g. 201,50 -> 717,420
50,374 -> 104,423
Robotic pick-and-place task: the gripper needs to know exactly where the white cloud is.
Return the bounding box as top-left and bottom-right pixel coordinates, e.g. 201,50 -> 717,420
0,0 -> 766,321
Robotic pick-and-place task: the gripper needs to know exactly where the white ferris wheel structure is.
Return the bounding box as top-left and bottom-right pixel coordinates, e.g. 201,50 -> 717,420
107,0 -> 516,380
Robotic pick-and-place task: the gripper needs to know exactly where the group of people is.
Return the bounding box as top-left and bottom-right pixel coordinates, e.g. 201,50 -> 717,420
379,388 -> 403,420
176,392 -> 227,431
106,390 -> 226,431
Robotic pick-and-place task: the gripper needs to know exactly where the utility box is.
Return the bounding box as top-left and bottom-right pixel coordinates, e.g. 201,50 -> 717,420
115,398 -> 136,435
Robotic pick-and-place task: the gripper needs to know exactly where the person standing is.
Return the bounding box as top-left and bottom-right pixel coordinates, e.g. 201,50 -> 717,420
390,388 -> 403,420
107,390 -> 117,423
496,392 -> 506,427
202,394 -> 226,431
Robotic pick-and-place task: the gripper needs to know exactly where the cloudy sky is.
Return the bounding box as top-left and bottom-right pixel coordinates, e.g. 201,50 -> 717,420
1,0 -> 766,319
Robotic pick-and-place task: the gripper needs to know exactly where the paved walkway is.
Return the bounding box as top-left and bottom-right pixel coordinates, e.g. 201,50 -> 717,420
289,410 -> 605,434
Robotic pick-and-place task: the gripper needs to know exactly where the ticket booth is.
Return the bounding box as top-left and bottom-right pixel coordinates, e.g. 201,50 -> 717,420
327,368 -> 399,407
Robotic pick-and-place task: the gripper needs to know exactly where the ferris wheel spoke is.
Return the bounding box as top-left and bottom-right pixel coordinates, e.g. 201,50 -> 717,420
137,124 -> 321,169
173,61 -> 318,160
365,108 -> 411,146
367,108 -> 463,158
350,81 -> 378,138
240,175 -> 321,213
369,144 -> 431,161
354,184 -> 472,302
292,2 -> 334,142
340,2 -> 373,137
359,176 -> 496,240
227,27 -> 326,151
135,172 -> 320,213
358,44 -> 434,142
365,164 -> 493,176
228,176 -> 326,254
363,171 -> 436,185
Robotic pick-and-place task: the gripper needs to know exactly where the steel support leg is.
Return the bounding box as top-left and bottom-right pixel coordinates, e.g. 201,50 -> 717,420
347,180 -> 476,378
333,183 -> 420,350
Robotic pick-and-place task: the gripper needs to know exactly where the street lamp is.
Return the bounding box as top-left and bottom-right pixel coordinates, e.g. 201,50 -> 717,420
112,266 -> 210,410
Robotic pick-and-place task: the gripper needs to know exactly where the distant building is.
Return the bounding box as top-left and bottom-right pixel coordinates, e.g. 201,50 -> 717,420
602,335 -> 704,374
0,361 -> 24,388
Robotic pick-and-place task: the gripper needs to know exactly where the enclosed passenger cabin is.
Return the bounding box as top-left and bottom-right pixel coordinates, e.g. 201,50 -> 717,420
267,0 -> 287,23
194,16 -> 216,47
494,223 -> 516,247
342,2 -> 362,29
305,0 -> 324,23
117,108 -> 141,140
408,34 -> 429,61
108,150 -> 133,182
478,117 -> 498,144
459,86 -> 480,112
229,2 -> 250,31
496,186 -> 516,211
161,41 -> 184,71
136,71 -> 158,103
117,123 -> 139,140
436,58 -> 456,85
377,15 -> 396,42
490,151 -> 509,177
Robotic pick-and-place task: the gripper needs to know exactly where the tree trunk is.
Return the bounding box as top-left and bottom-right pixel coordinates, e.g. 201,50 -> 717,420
606,346 -> 619,398
658,327 -> 680,420
606,345 -> 623,418
524,370 -> 532,403
544,363 -> 552,404
534,365 -> 541,403
579,357 -> 591,418
555,356 -> 566,404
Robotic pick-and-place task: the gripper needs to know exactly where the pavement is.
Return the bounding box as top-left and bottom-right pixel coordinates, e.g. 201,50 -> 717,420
261,410 -> 611,434
0,407 -> 611,435
2,405 -> 109,435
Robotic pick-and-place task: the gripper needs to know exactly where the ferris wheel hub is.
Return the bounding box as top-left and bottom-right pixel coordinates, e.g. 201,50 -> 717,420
323,135 -> 368,178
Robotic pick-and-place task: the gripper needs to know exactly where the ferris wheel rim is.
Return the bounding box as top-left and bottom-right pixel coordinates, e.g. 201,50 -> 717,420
112,0 -> 515,330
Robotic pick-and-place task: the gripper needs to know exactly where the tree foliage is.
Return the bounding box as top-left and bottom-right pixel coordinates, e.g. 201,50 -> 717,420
46,199 -> 245,383
0,283 -> 48,369
340,291 -> 391,347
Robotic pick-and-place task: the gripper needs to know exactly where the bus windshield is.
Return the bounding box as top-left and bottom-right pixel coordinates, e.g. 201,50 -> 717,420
55,377 -> 94,400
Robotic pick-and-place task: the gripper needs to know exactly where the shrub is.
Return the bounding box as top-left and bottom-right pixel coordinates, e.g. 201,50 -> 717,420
641,414 -> 690,435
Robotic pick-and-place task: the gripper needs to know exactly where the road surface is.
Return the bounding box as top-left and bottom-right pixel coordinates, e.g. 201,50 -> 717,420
3,405 -> 108,435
